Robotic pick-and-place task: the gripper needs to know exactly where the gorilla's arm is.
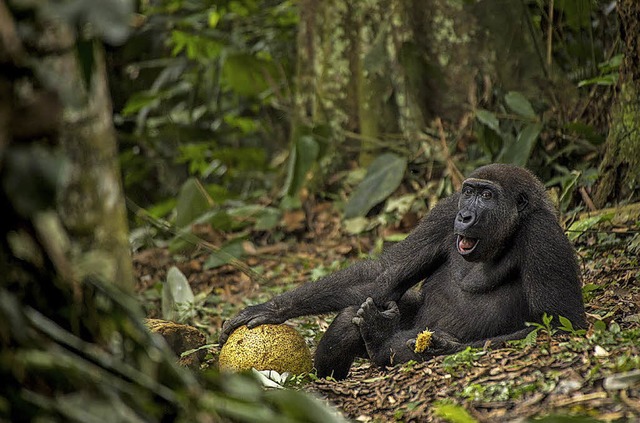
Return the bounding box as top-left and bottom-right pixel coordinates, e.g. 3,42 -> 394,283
521,212 -> 587,329
365,327 -> 535,367
219,196 -> 458,344
357,307 -> 535,368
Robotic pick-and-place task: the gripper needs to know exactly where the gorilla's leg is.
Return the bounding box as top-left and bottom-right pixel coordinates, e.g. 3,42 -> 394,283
353,290 -> 423,367
314,306 -> 366,380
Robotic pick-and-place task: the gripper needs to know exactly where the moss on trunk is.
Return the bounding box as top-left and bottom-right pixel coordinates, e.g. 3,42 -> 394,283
594,0 -> 640,207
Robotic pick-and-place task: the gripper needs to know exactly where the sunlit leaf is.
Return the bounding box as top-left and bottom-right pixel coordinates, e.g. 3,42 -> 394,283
162,266 -> 195,322
343,153 -> 407,219
208,10 -> 221,28
432,403 -> 477,423
567,212 -> 615,241
578,73 -> 618,88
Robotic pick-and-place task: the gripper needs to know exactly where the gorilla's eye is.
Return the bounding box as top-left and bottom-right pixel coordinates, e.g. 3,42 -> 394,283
463,187 -> 474,196
481,190 -> 493,200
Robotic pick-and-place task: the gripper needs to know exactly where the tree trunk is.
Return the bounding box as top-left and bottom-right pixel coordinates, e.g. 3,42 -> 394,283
593,0 -> 640,208
14,14 -> 134,290
288,0 -> 551,195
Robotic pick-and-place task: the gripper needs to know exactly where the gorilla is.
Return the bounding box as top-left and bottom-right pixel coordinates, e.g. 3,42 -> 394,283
220,164 -> 587,380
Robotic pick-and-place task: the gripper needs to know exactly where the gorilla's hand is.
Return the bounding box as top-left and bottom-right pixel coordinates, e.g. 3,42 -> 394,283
219,302 -> 285,345
429,330 -> 463,354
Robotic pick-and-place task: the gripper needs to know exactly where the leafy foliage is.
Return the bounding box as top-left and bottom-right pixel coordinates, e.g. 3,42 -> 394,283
343,153 -> 408,219
473,91 -> 542,167
118,0 -> 298,210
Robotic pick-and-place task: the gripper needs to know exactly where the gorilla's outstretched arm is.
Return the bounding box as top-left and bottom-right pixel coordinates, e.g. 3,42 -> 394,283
219,196 -> 457,344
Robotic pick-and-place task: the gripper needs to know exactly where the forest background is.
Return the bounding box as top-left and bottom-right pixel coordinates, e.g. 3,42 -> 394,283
1,0 -> 639,422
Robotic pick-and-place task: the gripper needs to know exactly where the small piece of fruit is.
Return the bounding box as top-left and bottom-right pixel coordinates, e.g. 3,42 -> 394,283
414,328 -> 433,353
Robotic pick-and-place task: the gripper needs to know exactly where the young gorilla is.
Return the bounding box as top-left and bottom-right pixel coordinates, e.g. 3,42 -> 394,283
220,164 -> 587,380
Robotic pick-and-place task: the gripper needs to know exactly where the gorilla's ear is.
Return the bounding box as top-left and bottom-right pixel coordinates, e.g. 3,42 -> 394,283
517,193 -> 529,212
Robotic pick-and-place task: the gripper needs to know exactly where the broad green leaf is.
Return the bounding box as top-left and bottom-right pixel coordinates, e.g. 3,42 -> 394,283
475,109 -> 500,133
432,403 -> 478,423
175,178 -> 212,228
499,122 -> 542,167
208,10 -> 221,28
598,54 -> 623,72
578,73 -> 618,88
343,153 -> 407,219
567,212 -> 615,241
282,135 -> 320,197
504,91 -> 536,119
162,266 -> 195,322
222,54 -> 275,96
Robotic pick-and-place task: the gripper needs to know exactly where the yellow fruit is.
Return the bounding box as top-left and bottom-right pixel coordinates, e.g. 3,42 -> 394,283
218,324 -> 313,375
414,328 -> 433,353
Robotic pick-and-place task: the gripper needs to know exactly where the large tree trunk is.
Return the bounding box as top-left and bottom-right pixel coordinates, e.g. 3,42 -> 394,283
288,0 -> 551,194
593,0 -> 640,208
3,6 -> 134,290
54,36 -> 135,291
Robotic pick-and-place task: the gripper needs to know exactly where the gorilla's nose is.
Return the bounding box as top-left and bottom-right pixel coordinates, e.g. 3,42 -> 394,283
454,209 -> 476,232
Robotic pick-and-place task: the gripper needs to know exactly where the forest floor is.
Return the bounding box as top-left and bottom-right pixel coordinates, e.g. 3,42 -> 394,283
132,201 -> 640,423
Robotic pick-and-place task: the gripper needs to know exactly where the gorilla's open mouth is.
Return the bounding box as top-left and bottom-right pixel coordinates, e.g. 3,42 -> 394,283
456,235 -> 478,255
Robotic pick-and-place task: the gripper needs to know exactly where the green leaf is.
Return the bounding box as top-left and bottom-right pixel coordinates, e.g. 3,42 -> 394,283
567,212 -> 615,241
432,403 -> 478,423
222,54 -> 275,96
121,91 -> 161,116
504,91 -> 536,119
162,266 -> 195,322
475,109 -> 500,133
208,10 -> 221,28
578,73 -> 618,88
175,178 -> 212,228
343,153 -> 407,219
283,135 -> 320,197
499,122 -> 542,167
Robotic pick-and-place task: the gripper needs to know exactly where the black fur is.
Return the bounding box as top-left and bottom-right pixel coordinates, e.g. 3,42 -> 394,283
220,164 -> 586,380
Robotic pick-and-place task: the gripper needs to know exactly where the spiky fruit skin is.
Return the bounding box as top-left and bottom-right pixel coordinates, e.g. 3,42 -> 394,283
218,324 -> 313,374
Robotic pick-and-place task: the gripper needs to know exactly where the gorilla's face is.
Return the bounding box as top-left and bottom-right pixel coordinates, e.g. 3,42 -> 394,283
454,178 -> 518,262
